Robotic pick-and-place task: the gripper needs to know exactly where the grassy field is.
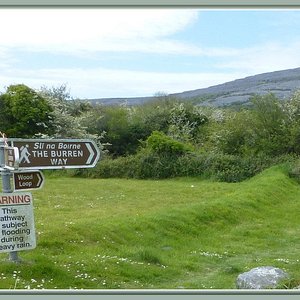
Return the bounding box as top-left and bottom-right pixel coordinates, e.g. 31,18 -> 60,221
1,165 -> 300,289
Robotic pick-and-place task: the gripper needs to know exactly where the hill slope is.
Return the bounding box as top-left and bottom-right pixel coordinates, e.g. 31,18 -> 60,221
174,67 -> 300,106
1,166 -> 300,289
88,67 -> 300,107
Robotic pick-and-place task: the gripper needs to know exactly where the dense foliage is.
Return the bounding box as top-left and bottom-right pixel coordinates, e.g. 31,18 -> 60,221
0,84 -> 53,137
1,83 -> 300,181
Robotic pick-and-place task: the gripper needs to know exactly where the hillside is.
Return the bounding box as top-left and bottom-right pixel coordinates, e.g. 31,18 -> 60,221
1,166 -> 300,289
88,67 -> 300,107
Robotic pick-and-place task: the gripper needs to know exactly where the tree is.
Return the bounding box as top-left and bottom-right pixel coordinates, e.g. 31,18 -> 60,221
0,84 -> 53,137
210,109 -> 252,155
87,105 -> 137,157
168,102 -> 208,143
38,84 -> 95,139
248,94 -> 291,155
281,90 -> 300,154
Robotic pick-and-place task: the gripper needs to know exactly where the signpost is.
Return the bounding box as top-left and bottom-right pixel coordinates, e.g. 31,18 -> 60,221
10,139 -> 100,169
0,137 -> 101,262
0,146 -> 19,170
13,171 -> 44,191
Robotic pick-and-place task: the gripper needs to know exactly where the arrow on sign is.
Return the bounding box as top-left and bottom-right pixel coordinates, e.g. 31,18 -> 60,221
86,142 -> 95,165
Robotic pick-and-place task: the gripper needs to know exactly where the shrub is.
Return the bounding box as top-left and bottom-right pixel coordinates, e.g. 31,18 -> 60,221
79,152 -> 297,182
145,131 -> 193,155
79,155 -> 138,179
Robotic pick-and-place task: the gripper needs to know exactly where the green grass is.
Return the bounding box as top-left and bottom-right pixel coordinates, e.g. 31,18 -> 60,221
1,165 -> 300,289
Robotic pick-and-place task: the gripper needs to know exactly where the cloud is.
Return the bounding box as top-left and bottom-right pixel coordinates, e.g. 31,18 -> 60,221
2,9 -> 300,99
0,8 -> 239,59
2,38 -> 300,99
0,66 -> 245,98
0,9 -> 199,54
4,36 -> 300,99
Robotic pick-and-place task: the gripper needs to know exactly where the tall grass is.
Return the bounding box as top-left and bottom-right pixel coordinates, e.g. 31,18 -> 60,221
0,165 -> 300,289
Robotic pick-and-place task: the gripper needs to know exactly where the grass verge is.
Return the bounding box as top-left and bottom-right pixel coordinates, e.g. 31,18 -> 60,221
0,165 -> 300,289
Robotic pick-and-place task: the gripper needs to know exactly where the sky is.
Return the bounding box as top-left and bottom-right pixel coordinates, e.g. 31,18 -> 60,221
1,8 -> 300,99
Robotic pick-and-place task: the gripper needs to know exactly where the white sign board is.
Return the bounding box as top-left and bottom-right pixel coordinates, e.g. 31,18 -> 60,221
0,192 -> 36,253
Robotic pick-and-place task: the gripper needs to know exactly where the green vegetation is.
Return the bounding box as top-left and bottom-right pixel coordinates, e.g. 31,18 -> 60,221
2,84 -> 300,182
0,84 -> 53,137
1,166 -> 300,289
2,83 -> 300,289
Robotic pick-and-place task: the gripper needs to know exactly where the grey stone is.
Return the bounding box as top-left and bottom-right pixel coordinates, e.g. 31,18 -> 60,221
236,266 -> 289,289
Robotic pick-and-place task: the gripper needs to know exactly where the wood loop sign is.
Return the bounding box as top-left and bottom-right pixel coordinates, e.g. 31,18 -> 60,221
13,171 -> 44,191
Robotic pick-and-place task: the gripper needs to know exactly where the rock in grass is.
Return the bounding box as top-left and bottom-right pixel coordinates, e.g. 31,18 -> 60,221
236,266 -> 289,289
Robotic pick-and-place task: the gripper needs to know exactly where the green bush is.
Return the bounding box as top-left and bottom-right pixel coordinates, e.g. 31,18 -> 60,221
80,152 -> 297,182
79,155 -> 138,178
134,150 -> 180,179
145,131 -> 193,155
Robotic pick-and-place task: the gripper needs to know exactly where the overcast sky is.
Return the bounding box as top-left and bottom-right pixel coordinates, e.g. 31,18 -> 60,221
1,8 -> 300,99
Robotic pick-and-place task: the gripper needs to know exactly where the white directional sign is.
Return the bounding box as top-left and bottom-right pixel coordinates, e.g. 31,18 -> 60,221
10,139 -> 100,170
0,192 -> 36,253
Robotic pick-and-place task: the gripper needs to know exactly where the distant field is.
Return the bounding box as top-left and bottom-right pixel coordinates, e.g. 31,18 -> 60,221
0,165 -> 300,289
